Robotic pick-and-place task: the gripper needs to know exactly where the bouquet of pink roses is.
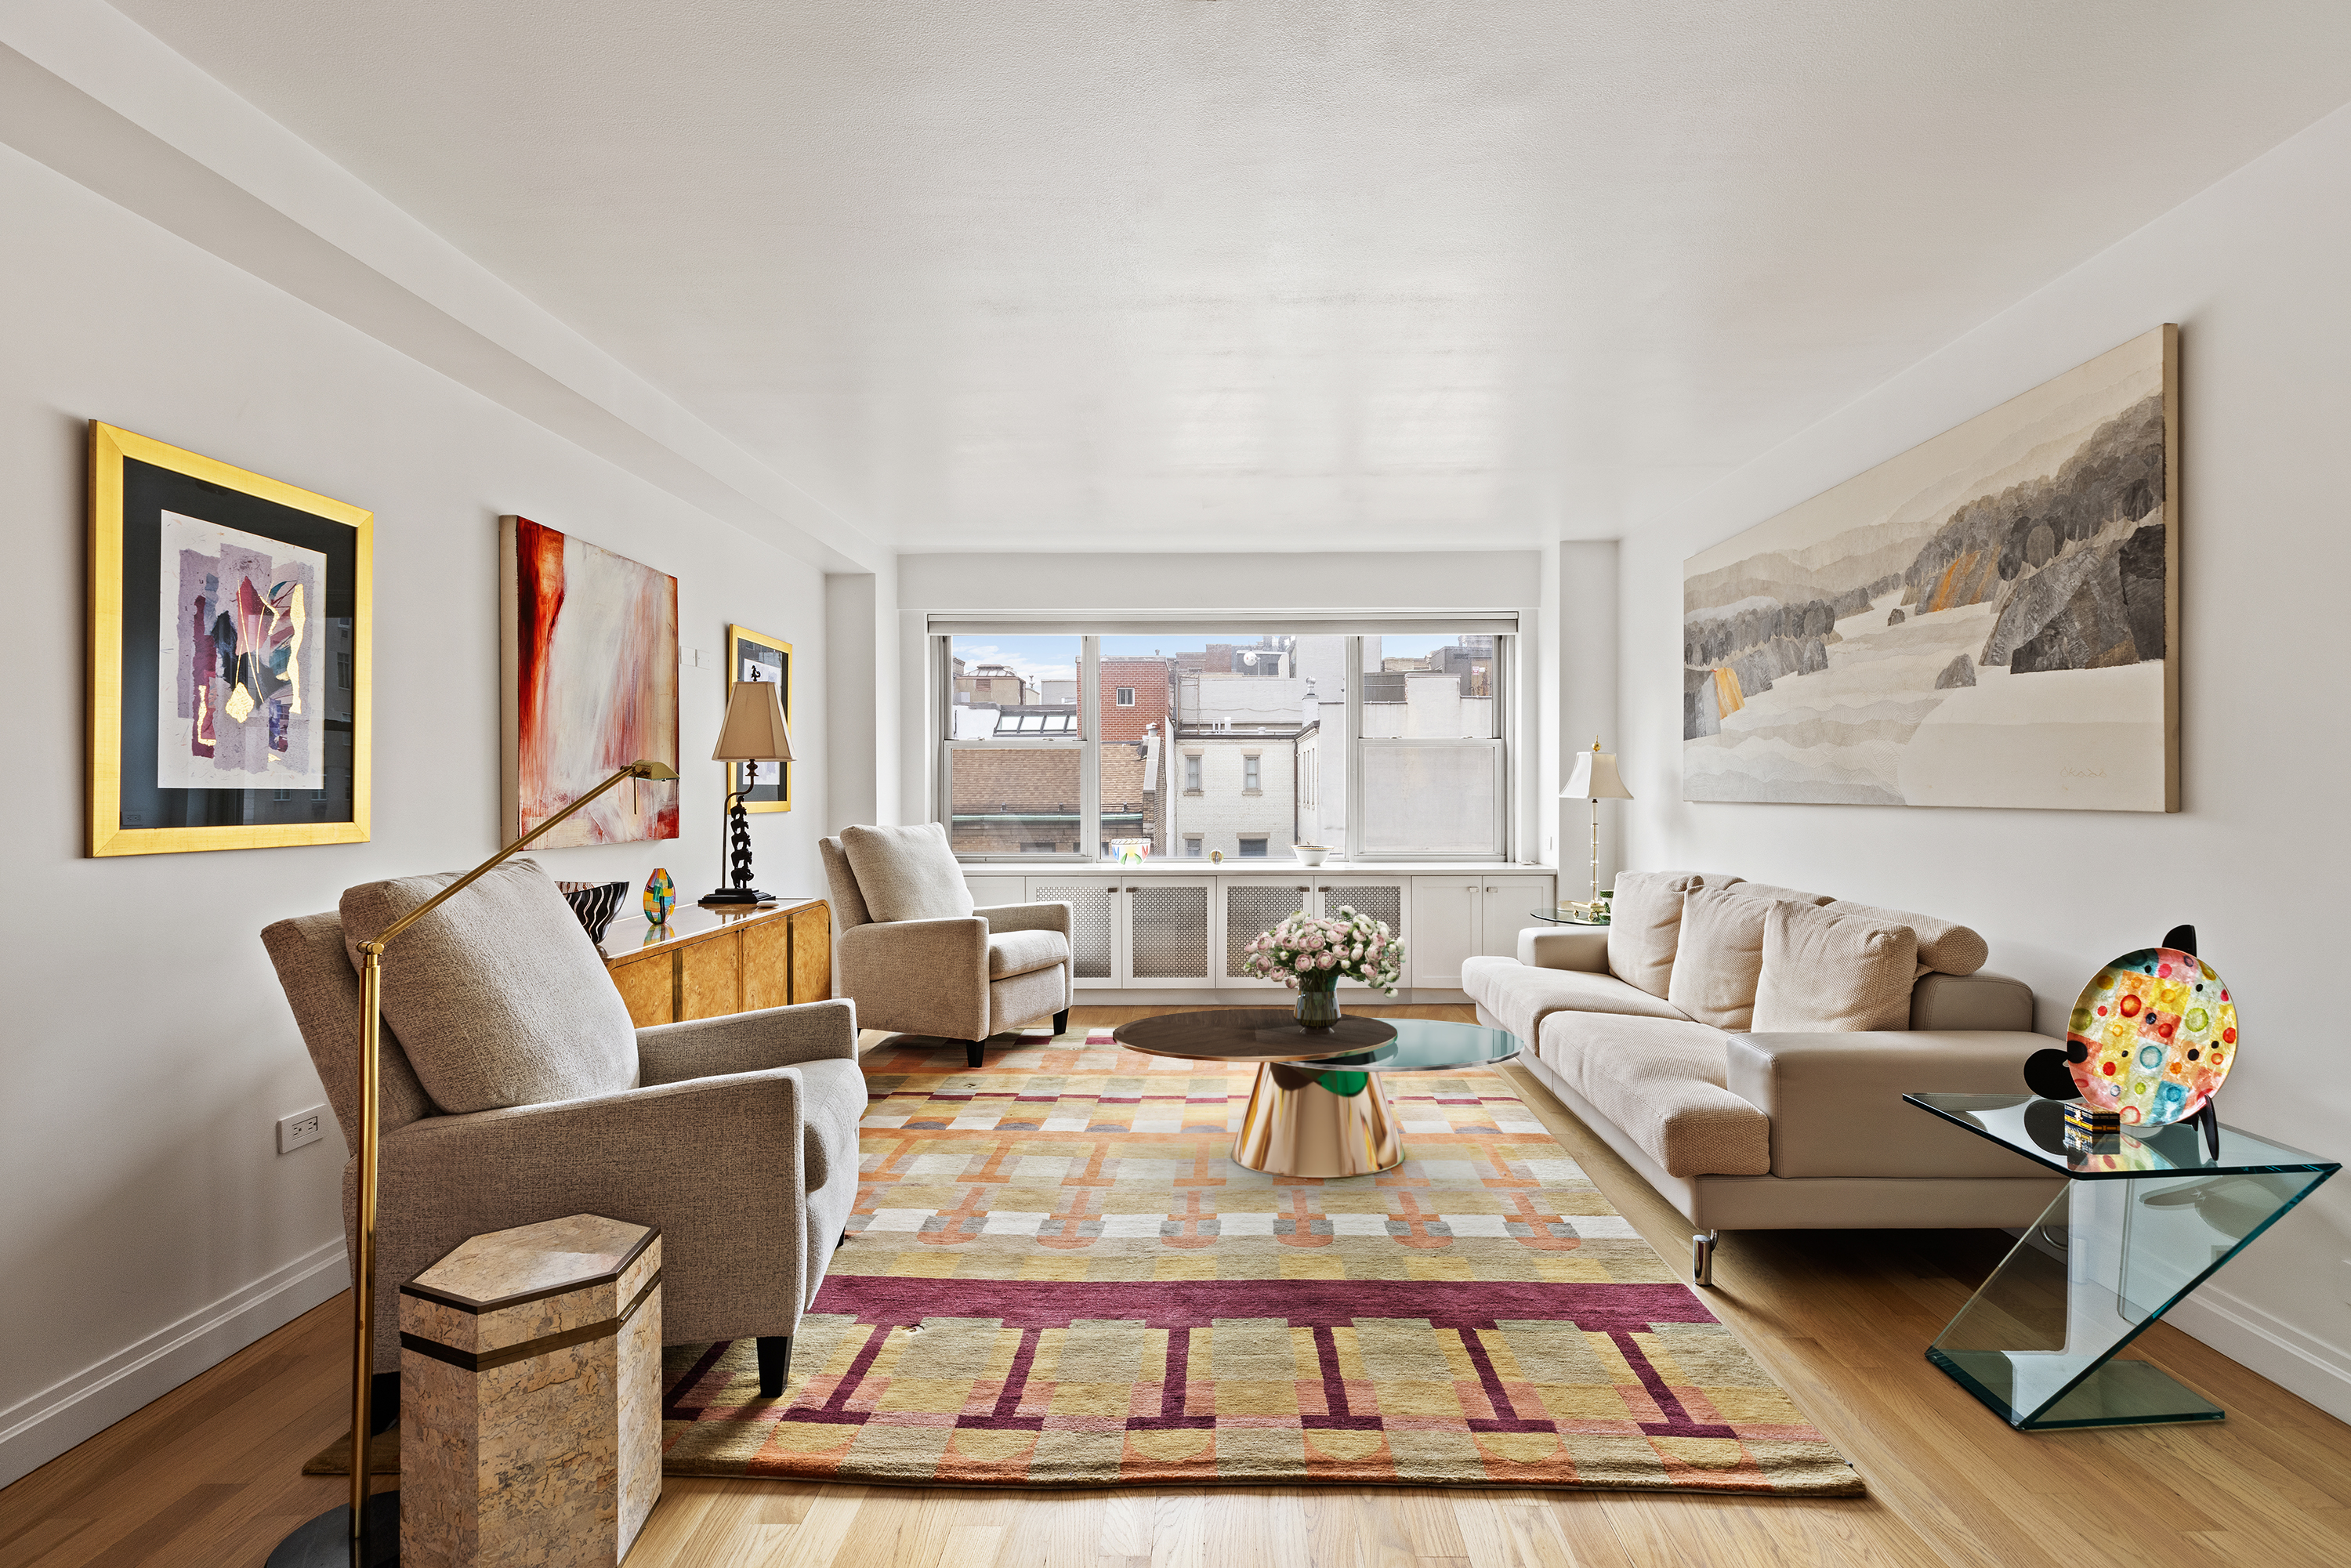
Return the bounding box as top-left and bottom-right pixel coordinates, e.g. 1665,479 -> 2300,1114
1238,906 -> 1404,996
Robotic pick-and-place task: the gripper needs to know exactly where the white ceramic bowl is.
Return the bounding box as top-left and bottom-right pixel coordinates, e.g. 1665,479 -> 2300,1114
1295,845 -> 1329,867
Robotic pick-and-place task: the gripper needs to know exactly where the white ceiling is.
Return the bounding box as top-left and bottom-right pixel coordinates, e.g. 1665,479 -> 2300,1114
107,1 -> 2351,553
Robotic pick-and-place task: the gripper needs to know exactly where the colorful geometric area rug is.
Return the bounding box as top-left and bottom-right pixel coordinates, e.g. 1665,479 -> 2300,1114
660,1023 -> 1862,1495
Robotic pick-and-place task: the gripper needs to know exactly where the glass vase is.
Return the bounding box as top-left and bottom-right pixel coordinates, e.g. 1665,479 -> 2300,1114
1295,978 -> 1341,1029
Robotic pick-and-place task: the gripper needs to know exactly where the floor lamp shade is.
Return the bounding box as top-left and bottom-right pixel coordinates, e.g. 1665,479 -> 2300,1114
704,681 -> 793,905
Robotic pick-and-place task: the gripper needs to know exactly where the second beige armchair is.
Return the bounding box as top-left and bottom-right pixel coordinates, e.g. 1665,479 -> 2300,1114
821,824 -> 1073,1066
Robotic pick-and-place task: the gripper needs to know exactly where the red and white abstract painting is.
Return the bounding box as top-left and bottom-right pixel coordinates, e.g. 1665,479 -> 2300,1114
500,516 -> 678,846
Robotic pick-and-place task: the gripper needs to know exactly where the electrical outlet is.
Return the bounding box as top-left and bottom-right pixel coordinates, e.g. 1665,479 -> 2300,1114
277,1106 -> 327,1154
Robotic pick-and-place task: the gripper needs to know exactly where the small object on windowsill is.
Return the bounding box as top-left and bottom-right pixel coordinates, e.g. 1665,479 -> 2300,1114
1294,844 -> 1330,867
1210,849 -> 1223,864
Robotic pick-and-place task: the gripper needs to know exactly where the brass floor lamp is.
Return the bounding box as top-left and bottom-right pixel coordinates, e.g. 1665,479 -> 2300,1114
270,759 -> 679,1567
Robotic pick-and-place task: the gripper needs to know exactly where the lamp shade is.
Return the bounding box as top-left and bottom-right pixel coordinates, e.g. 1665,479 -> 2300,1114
1561,745 -> 1632,801
712,679 -> 794,762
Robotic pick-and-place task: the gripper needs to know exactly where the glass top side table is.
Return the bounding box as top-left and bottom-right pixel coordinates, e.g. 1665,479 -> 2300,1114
1528,909 -> 1609,926
1904,1092 -> 2338,1430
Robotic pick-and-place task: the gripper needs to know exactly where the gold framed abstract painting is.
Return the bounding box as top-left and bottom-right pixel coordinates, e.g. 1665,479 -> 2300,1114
1683,325 -> 2179,812
498,516 -> 679,846
88,422 -> 372,857
723,623 -> 792,813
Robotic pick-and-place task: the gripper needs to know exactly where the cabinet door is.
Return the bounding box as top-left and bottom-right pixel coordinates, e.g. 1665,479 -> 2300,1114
679,933 -> 741,1020
1027,879 -> 1120,988
1410,878 -> 1483,990
607,952 -> 674,1027
1220,877 -> 1316,987
789,901 -> 832,1002
1315,877 -> 1408,989
1478,876 -> 1556,961
1125,879 -> 1215,985
741,912 -> 792,1011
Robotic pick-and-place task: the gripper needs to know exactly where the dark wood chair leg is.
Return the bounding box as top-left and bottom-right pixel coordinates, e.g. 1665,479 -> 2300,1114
1053,1009 -> 1070,1034
756,1335 -> 792,1397
966,1041 -> 985,1068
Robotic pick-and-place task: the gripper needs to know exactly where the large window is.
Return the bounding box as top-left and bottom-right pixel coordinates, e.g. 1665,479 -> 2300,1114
937,628 -> 1507,861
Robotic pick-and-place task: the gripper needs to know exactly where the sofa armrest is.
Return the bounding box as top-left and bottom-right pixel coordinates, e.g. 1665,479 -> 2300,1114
364,1070 -> 815,1362
637,998 -> 857,1085
1726,1030 -> 2055,1179
1517,928 -> 1609,972
976,900 -> 1073,939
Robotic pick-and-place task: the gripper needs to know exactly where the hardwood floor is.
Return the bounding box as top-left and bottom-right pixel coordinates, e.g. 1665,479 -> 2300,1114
5,1002 -> 2346,1567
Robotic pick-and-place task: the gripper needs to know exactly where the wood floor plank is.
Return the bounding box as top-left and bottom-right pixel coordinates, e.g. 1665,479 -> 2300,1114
4,1004 -> 2346,1568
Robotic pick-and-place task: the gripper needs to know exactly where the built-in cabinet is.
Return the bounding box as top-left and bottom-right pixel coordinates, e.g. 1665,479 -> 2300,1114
1407,874 -> 1555,987
958,866 -> 1552,998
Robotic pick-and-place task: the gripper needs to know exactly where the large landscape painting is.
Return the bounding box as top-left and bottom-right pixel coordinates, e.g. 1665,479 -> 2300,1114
1683,326 -> 2178,812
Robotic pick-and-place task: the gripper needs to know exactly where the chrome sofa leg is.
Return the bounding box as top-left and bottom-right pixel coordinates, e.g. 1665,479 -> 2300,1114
1692,1230 -> 1719,1287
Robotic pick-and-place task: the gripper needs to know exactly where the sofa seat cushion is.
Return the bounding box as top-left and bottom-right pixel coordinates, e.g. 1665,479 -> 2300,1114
988,963 -> 1067,1032
1537,1012 -> 1769,1177
1473,960 -> 1688,1045
340,859 -> 639,1116
841,822 -> 976,923
988,929 -> 1070,979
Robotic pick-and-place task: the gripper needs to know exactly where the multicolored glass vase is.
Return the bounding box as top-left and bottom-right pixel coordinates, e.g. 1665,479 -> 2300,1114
643,867 -> 676,925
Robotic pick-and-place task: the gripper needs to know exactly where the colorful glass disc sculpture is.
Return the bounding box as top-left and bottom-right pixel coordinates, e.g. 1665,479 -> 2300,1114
643,867 -> 676,924
2067,947 -> 2237,1126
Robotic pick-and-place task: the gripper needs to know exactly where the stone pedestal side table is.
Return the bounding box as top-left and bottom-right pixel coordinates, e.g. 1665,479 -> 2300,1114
399,1214 -> 662,1565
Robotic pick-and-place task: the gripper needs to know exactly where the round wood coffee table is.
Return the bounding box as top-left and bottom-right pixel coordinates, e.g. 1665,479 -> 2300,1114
1112,1009 -> 1521,1178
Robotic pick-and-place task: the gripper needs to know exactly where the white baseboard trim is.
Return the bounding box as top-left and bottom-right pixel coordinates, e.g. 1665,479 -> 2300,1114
0,1238 -> 348,1490
2163,1280 -> 2351,1425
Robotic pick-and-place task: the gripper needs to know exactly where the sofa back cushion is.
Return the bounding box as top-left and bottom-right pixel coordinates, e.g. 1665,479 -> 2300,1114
1606,870 -> 1742,998
1666,887 -> 1785,1030
1722,881 -> 1835,908
840,822 -> 976,923
1820,899 -> 1988,976
339,859 -> 638,1115
1751,901 -> 1919,1033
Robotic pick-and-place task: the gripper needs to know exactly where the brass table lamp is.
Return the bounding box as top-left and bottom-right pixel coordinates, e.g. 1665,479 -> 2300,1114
701,679 -> 794,905
269,759 -> 679,1567
1559,739 -> 1632,913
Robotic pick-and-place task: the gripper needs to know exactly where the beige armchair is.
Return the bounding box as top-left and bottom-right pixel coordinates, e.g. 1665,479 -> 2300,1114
820,823 -> 1072,1066
261,860 -> 864,1401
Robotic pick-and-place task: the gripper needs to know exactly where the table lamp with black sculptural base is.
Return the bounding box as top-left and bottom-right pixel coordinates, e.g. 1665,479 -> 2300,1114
702,678 -> 795,907
267,759 -> 679,1568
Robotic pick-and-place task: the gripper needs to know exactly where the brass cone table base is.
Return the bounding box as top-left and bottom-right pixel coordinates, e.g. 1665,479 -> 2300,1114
1233,1061 -> 1403,1178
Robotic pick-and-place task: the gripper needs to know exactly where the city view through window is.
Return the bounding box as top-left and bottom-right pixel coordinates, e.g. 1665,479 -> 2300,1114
944,630 -> 1502,860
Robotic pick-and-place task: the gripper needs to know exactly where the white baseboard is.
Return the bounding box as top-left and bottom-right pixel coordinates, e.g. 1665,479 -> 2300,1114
2163,1280 -> 2351,1425
0,1238 -> 348,1490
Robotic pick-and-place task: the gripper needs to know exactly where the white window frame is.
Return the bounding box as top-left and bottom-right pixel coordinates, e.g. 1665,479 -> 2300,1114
1115,686 -> 1135,706
934,626 -> 1512,864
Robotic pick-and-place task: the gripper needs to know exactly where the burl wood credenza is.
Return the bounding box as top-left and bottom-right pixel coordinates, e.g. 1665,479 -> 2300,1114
597,896 -> 831,1027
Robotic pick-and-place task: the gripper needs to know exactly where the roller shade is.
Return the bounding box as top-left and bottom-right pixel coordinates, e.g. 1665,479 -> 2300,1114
928,614 -> 1519,636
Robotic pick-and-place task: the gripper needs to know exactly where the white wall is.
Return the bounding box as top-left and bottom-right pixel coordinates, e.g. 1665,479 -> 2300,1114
0,141 -> 831,1485
1616,103 -> 2351,1419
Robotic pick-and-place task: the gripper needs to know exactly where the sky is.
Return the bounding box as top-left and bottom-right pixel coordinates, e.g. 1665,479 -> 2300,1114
953,632 -> 1467,687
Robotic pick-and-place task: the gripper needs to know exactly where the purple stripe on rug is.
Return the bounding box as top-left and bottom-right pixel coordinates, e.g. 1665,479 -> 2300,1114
808,1275 -> 1716,1330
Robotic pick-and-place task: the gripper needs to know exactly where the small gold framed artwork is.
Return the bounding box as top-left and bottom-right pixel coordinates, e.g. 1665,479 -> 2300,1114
724,624 -> 792,813
89,422 -> 372,856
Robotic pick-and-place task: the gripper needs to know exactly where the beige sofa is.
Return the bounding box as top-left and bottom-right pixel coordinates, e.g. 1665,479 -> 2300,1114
1462,870 -> 2063,1283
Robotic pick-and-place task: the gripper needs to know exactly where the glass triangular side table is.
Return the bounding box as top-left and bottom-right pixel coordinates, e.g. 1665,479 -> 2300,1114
1904,1093 -> 2338,1430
